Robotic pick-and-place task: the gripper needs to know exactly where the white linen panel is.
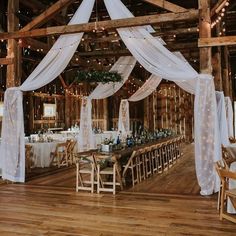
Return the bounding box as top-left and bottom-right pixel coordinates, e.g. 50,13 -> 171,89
0,0 -> 95,182
128,74 -> 162,102
77,97 -> 96,151
104,0 -> 220,195
78,56 -> 136,151
89,56 -> 136,99
216,91 -> 230,146
225,97 -> 234,138
194,76 -> 221,195
118,99 -> 130,135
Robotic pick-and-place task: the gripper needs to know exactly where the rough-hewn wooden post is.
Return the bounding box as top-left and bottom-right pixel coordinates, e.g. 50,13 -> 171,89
29,93 -> 34,133
7,0 -> 21,88
198,0 -> 212,74
143,97 -> 149,130
103,98 -> 108,131
222,46 -> 231,97
65,90 -> 70,129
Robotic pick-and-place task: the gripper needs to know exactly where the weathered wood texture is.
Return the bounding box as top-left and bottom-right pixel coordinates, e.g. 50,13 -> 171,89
20,0 -> 74,32
6,0 -> 21,87
1,183 -> 235,236
198,0 -> 212,74
127,144 -> 200,195
199,36 -> 236,47
1,144 -> 236,235
145,83 -> 194,142
143,0 -> 187,12
0,10 -> 199,39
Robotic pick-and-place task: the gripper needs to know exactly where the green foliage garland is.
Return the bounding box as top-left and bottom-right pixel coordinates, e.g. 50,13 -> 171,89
75,71 -> 122,84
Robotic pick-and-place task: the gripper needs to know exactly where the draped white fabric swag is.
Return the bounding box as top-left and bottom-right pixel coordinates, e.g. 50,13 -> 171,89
0,0 -> 95,182
216,92 -> 230,146
118,99 -> 130,135
104,0 -> 221,195
0,0 -> 223,196
77,56 -> 136,151
225,97 -> 234,138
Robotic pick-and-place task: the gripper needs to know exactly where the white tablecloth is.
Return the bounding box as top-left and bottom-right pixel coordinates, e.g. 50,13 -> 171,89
29,141 -> 62,168
228,162 -> 236,213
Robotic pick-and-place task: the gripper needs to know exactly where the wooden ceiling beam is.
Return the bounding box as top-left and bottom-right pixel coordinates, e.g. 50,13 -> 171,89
210,0 -> 227,17
20,0 -> 75,32
143,0 -> 187,13
0,10 -> 198,40
0,57 -> 13,65
78,42 -> 197,57
21,38 -> 49,52
84,27 -> 198,43
198,36 -> 236,47
19,0 -> 66,25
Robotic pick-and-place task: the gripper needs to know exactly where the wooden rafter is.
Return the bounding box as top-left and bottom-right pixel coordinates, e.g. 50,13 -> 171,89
20,0 -> 75,32
143,0 -> 187,13
84,27 -> 198,43
0,58 -> 13,65
198,36 -> 236,47
0,10 -> 198,40
19,0 -> 65,25
210,0 -> 228,17
21,38 -> 49,52
78,42 -> 197,57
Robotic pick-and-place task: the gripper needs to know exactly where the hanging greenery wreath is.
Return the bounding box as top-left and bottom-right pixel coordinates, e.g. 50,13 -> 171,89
74,71 -> 122,84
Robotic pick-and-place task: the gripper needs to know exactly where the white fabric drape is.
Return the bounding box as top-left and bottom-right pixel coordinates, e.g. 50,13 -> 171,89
117,74 -> 161,135
194,77 -> 221,194
128,74 -> 162,102
216,91 -> 230,146
77,56 -> 136,151
77,97 -> 96,151
104,0 -> 199,82
0,0 -> 95,182
104,0 -> 220,195
118,99 -> 130,135
89,56 -> 136,99
225,97 -> 234,138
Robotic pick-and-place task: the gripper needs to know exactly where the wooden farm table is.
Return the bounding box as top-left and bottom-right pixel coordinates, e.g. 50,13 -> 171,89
74,136 -> 182,190
99,135 -> 182,188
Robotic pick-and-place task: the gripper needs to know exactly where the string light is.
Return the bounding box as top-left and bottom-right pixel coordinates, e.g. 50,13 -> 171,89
211,0 -> 230,28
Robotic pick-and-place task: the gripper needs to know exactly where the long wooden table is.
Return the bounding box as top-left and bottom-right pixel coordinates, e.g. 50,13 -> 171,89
99,135 -> 183,189
75,136 -> 183,191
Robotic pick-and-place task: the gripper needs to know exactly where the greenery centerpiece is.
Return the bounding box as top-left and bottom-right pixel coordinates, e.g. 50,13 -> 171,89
74,71 -> 122,84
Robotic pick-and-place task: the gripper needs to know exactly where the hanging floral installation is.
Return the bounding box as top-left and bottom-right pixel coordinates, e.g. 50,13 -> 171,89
74,71 -> 122,84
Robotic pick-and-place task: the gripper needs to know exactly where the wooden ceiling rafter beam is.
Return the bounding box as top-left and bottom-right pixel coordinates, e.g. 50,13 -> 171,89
19,0 -> 66,25
0,10 -> 199,40
0,57 -> 13,65
21,38 -> 49,52
211,0 -> 228,17
198,35 -> 236,47
78,42 -> 198,57
142,0 -> 187,13
83,26 -> 198,43
20,0 -> 76,32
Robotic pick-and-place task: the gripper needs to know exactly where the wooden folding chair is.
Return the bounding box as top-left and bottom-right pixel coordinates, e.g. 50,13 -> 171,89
50,142 -> 69,167
95,153 -> 121,194
215,161 -> 236,223
67,139 -> 77,165
25,144 -> 34,173
76,153 -> 96,193
122,150 -> 140,187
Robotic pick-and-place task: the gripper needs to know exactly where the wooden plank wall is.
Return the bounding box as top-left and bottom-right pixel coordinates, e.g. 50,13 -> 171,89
145,83 -> 194,142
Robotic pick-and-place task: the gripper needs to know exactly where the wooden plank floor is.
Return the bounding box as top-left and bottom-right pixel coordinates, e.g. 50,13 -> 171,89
1,144 -> 236,235
0,184 -> 236,235
126,143 -> 201,195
